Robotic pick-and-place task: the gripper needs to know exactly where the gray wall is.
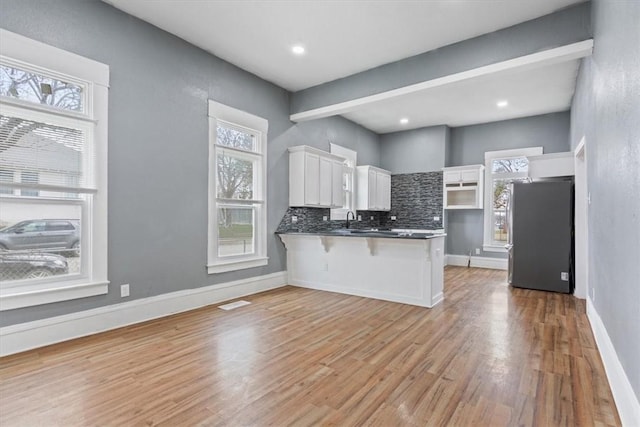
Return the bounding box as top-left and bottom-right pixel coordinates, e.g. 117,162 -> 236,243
291,3 -> 591,114
380,126 -> 449,174
446,112 -> 571,257
0,0 -> 380,326
570,0 -> 640,402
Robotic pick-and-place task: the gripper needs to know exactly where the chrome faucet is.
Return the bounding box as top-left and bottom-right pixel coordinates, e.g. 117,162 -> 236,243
345,211 -> 356,229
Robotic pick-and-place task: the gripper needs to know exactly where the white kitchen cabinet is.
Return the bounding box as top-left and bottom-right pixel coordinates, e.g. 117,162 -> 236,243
289,145 -> 345,208
527,152 -> 574,180
444,168 -> 479,183
442,164 -> 484,209
331,159 -> 344,208
377,171 -> 391,211
319,156 -> 332,206
356,165 -> 391,211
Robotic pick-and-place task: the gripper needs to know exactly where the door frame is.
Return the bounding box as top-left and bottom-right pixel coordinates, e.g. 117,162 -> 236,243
574,136 -> 588,299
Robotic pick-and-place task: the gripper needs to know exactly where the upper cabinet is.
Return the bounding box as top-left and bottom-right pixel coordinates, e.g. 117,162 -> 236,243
442,164 -> 484,209
356,165 -> 391,211
527,152 -> 574,180
289,145 -> 345,208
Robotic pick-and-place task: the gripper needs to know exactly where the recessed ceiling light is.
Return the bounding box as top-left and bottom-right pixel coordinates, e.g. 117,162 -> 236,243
400,118 -> 409,124
497,100 -> 509,108
291,45 -> 305,55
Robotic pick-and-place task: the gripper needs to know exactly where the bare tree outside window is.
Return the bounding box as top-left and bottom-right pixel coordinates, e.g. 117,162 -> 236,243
491,158 -> 529,242
0,65 -> 83,111
491,158 -> 528,174
215,124 -> 257,256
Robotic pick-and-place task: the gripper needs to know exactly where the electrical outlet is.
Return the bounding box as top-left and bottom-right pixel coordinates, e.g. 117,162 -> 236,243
390,215 -> 397,220
434,216 -> 440,221
291,215 -> 298,223
120,284 -> 130,298
561,272 -> 569,281
475,248 -> 480,255
370,216 -> 374,220
322,216 -> 328,221
358,215 -> 362,221
321,262 -> 328,272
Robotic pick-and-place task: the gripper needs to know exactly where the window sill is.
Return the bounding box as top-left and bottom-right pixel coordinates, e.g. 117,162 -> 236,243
207,257 -> 269,274
483,244 -> 508,253
0,280 -> 109,311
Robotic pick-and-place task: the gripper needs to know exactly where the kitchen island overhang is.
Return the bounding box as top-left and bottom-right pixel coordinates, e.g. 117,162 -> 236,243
277,231 -> 446,308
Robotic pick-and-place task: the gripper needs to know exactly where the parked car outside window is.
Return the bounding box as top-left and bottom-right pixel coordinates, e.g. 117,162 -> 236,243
0,219 -> 80,254
0,251 -> 68,281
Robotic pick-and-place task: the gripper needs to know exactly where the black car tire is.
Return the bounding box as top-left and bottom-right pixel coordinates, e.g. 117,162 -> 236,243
25,269 -> 54,279
68,241 -> 80,257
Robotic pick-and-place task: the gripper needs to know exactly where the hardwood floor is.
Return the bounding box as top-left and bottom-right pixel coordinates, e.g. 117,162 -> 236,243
0,267 -> 620,426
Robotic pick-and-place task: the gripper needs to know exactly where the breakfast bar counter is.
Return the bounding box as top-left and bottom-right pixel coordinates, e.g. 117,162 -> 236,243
277,230 -> 446,308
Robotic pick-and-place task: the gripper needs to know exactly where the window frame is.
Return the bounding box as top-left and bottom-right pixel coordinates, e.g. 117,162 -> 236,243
329,143 -> 357,220
483,147 -> 542,253
207,100 -> 268,274
0,29 -> 109,311
20,171 -> 40,197
0,168 -> 14,195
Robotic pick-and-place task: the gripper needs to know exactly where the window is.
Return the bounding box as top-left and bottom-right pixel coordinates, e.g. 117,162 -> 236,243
0,169 -> 14,195
330,143 -> 357,220
208,100 -> 268,273
20,171 -> 39,197
0,29 -> 109,310
483,147 -> 542,252
46,220 -> 75,231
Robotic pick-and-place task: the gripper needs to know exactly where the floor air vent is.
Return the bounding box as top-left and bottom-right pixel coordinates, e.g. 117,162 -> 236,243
218,300 -> 251,311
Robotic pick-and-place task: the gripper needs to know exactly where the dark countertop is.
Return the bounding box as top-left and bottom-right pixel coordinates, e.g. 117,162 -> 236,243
276,229 -> 446,240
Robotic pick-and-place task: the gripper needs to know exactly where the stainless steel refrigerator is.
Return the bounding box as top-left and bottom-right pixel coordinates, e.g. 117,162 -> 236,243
507,180 -> 574,294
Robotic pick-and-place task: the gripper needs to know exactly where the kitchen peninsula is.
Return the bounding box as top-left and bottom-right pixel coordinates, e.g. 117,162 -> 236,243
277,230 -> 446,308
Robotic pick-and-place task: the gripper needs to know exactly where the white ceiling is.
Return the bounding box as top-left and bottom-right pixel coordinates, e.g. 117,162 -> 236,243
343,60 -> 581,133
102,0 -> 588,133
103,0 -> 584,92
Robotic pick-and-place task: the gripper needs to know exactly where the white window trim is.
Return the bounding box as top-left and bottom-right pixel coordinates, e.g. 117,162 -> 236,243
330,143 -> 357,220
0,29 -> 109,310
483,147 -> 542,253
207,100 -> 268,274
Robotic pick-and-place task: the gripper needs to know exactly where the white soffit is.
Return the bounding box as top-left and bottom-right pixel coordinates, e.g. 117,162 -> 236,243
102,0 -> 585,91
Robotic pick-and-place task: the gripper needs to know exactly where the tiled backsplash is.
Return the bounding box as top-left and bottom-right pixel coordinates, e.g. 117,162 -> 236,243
276,208 -> 386,233
383,171 -> 443,230
276,171 -> 443,232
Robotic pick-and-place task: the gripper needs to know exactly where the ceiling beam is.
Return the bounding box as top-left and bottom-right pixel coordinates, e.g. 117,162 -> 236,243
290,2 -> 591,119
290,40 -> 593,123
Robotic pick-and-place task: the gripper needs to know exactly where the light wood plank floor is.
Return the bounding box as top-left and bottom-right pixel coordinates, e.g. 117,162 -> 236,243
0,267 -> 620,426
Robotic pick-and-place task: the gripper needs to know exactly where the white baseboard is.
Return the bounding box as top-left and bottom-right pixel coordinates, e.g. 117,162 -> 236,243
587,297 -> 640,426
0,271 -> 287,357
445,254 -> 508,270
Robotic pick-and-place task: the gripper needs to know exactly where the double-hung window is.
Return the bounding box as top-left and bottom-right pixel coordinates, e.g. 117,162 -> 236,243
208,100 -> 268,273
330,143 -> 357,220
483,147 -> 542,252
0,29 -> 109,310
